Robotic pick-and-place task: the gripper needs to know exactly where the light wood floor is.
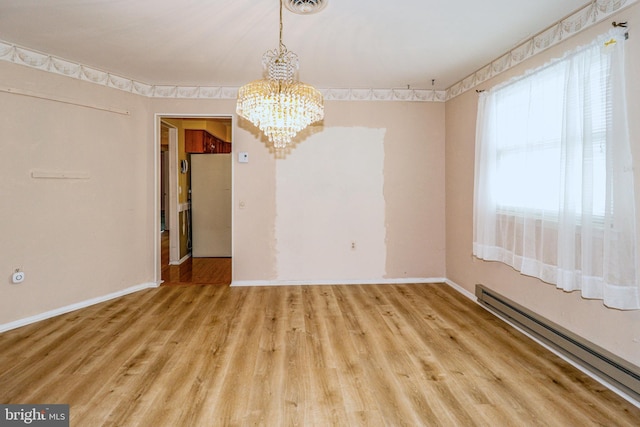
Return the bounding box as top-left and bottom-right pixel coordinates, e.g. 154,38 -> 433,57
1,284 -> 639,425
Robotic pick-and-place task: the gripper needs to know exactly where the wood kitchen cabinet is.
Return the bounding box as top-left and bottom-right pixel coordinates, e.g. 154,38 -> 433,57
185,129 -> 231,154
216,140 -> 232,154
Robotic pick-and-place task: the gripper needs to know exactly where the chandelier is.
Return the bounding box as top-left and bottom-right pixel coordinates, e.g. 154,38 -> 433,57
236,0 -> 324,149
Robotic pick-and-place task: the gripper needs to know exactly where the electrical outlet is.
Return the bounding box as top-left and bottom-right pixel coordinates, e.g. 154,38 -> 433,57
351,241 -> 356,250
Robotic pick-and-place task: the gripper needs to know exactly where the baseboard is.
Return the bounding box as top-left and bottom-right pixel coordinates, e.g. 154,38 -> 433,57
444,279 -> 477,301
0,282 -> 159,333
169,253 -> 191,266
231,277 -> 448,287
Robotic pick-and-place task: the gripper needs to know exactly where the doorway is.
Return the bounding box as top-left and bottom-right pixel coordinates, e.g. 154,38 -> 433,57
155,115 -> 233,286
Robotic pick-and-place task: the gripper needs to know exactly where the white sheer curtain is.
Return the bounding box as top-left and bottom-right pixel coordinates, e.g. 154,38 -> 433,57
473,28 -> 639,310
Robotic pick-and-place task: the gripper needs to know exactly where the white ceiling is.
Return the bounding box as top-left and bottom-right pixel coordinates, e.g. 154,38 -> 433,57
0,0 -> 589,91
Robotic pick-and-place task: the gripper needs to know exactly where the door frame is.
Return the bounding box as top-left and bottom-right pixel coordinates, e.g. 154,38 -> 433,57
153,113 -> 234,285
161,149 -> 171,233
165,122 -> 180,264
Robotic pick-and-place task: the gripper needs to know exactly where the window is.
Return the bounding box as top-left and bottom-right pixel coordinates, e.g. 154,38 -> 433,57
473,28 -> 639,310
492,62 -> 607,217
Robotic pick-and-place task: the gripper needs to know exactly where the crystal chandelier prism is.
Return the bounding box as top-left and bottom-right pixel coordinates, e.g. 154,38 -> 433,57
236,0 -> 324,149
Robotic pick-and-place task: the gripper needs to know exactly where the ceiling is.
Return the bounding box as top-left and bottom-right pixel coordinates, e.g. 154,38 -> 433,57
0,0 -> 589,91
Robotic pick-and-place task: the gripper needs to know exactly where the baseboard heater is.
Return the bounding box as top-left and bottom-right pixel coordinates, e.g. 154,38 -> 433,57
475,284 -> 640,403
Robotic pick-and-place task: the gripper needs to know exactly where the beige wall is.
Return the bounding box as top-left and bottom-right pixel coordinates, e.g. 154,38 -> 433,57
270,102 -> 446,283
0,61 -> 154,325
325,101 -> 446,280
153,99 -> 446,283
445,4 -> 640,365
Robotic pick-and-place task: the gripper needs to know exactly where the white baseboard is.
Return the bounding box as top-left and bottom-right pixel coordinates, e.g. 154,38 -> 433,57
169,253 -> 191,266
0,282 -> 159,333
444,278 -> 477,301
231,277 -> 448,287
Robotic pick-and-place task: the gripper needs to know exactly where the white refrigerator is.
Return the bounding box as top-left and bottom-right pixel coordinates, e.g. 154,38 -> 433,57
190,154 -> 232,257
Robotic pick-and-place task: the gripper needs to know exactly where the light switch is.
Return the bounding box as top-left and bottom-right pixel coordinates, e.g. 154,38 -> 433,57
238,152 -> 249,163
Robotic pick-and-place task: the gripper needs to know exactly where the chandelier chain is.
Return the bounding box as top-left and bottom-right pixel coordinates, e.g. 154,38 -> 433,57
279,0 -> 286,54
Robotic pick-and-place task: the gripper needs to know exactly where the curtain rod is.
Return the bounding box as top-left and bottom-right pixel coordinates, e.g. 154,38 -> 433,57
612,21 -> 629,39
475,23 -> 629,97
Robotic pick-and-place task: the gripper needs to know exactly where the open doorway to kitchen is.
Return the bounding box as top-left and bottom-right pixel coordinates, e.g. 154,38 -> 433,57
156,115 -> 233,286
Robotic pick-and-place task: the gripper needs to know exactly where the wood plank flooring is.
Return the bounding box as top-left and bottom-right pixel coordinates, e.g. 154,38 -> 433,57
161,257 -> 231,285
1,283 -> 639,426
160,230 -> 231,285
